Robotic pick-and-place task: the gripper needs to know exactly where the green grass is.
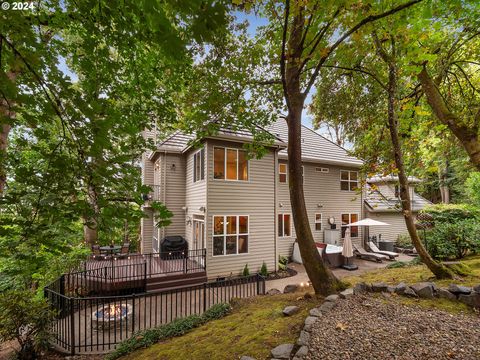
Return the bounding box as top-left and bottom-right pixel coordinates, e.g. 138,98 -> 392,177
343,255 -> 480,288
121,292 -> 318,360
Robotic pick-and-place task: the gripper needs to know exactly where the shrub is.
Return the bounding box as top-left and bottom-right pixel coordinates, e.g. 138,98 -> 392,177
396,233 -> 412,248
465,172 -> 480,205
242,264 -> 250,277
278,256 -> 288,271
106,303 -> 231,360
259,262 -> 268,277
422,203 -> 480,224
386,257 -> 422,269
0,289 -> 55,360
427,219 -> 480,260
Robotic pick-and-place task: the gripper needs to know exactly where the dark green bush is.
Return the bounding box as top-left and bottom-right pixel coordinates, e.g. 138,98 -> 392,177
427,219 -> 480,260
0,290 -> 55,360
106,303 -> 231,360
242,264 -> 250,276
259,262 -> 268,277
422,204 -> 480,224
278,256 -> 288,271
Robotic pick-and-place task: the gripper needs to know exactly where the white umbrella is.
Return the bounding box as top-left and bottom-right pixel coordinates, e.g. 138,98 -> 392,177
342,227 -> 353,258
347,217 -> 390,248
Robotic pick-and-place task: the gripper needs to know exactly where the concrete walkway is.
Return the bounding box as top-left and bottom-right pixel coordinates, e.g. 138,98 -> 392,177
266,254 -> 412,291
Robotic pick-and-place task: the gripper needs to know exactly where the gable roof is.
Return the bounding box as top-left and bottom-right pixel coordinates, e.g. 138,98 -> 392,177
364,184 -> 431,213
267,119 -> 363,167
150,118 -> 363,167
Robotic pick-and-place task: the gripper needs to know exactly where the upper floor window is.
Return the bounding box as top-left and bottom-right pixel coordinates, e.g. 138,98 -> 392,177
278,213 -> 291,237
279,163 -> 287,183
340,170 -> 358,191
214,147 -> 248,181
315,213 -> 322,231
213,215 -> 249,256
193,148 -> 205,182
341,213 -> 359,238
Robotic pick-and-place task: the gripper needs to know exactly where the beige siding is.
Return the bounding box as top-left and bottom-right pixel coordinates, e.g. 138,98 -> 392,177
141,209 -> 154,253
185,146 -> 207,250
365,211 -> 409,243
163,154 -> 186,237
277,161 -> 364,257
205,140 -> 276,278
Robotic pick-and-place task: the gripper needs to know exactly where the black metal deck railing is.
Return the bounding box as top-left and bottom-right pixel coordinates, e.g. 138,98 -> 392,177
44,274 -> 265,355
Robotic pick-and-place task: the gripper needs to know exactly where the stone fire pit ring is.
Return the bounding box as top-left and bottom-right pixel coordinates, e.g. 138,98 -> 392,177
92,303 -> 133,330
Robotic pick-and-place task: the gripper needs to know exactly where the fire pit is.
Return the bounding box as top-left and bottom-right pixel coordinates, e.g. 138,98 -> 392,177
92,303 -> 133,330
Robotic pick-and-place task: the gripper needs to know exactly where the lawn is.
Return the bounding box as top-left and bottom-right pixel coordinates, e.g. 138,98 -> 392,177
343,255 -> 480,288
122,293 -> 318,360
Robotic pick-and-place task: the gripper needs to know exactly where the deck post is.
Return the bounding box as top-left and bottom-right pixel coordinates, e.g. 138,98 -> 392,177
203,283 -> 207,313
143,261 -> 147,292
70,297 -> 75,355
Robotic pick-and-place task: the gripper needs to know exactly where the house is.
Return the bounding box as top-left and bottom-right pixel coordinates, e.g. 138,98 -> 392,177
364,175 -> 431,243
141,118 -> 364,278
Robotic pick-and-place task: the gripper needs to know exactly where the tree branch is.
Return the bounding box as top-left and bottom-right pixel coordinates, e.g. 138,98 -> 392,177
280,0 -> 291,114
322,64 -> 387,90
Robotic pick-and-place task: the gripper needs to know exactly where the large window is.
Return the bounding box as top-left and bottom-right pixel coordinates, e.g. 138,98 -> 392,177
213,215 -> 249,256
341,213 -> 359,238
315,213 -> 322,231
193,148 -> 205,182
340,170 -> 358,191
278,214 -> 291,237
213,147 -> 248,181
279,163 -> 287,183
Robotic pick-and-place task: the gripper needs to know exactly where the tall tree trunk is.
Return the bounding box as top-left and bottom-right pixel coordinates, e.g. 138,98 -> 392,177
83,182 -> 99,246
439,159 -> 450,204
283,4 -> 340,295
418,67 -> 480,171
384,61 -> 452,279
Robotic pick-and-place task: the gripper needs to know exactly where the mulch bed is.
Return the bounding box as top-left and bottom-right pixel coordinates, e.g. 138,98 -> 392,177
265,267 -> 298,281
307,295 -> 480,360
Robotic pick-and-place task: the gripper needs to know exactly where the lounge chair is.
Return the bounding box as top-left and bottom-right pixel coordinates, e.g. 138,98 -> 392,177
368,241 -> 399,260
353,244 -> 388,262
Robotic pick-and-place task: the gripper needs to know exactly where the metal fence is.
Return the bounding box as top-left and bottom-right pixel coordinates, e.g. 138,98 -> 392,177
44,274 -> 265,355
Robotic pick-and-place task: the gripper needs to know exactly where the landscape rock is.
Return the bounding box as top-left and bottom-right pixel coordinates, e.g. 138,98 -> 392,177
294,345 -> 309,358
240,356 -> 256,360
319,301 -> 336,313
266,288 -> 281,296
296,330 -> 310,346
282,305 -> 300,316
403,287 -> 418,297
270,344 -> 294,359
303,316 -> 318,331
339,288 -> 354,299
353,282 -> 369,294
394,282 -> 407,295
386,286 -> 396,293
371,282 -> 389,293
458,293 -> 480,308
309,307 -> 322,317
325,294 -> 339,302
283,284 -> 299,294
472,284 -> 480,293
436,288 -> 457,301
448,284 -> 472,295
410,282 -> 435,298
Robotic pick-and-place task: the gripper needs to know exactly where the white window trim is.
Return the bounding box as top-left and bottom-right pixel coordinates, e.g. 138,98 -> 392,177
193,148 -> 205,183
340,170 -> 359,192
278,213 -> 292,238
341,213 -> 360,238
213,146 -> 250,182
279,163 -> 287,183
212,215 -> 249,257
314,213 -> 322,231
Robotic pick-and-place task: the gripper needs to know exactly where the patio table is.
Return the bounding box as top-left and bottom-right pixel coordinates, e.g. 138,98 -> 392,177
99,245 -> 121,255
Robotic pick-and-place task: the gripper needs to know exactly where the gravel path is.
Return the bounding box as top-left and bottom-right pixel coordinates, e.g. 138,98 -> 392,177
307,295 -> 480,360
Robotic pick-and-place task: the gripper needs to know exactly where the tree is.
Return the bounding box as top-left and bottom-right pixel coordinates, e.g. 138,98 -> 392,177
254,0 -> 423,294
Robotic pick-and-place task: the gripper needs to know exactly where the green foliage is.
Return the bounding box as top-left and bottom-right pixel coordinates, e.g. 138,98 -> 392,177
278,256 -> 288,271
151,201 -> 174,228
386,257 -> 421,269
396,234 -> 413,248
106,303 -> 231,360
422,204 -> 480,224
465,172 -> 480,206
242,264 -> 250,277
0,289 -> 55,359
427,219 -> 480,260
259,262 -> 268,277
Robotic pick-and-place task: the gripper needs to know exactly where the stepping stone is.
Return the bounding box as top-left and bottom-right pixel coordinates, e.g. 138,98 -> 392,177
282,305 -> 300,316
403,287 -> 418,297
271,344 -> 294,359
309,307 -> 322,317
459,293 -> 480,308
339,288 -> 354,299
353,282 -> 370,294
303,316 -> 318,331
319,301 -> 336,313
371,282 -> 388,293
325,294 -> 339,302
284,284 -> 299,293
448,284 -> 472,295
294,345 -> 309,358
394,282 -> 407,295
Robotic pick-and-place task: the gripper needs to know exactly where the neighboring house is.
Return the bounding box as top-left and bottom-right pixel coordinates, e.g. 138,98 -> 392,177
364,175 -> 432,243
141,118 -> 364,278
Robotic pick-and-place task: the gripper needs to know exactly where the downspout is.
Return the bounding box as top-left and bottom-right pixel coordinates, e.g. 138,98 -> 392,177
162,151 -> 167,241
274,147 -> 279,272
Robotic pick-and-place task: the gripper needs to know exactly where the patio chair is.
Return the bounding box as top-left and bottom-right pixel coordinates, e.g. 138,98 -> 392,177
91,245 -> 101,260
115,242 -> 130,259
353,244 -> 388,262
368,241 -> 399,260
